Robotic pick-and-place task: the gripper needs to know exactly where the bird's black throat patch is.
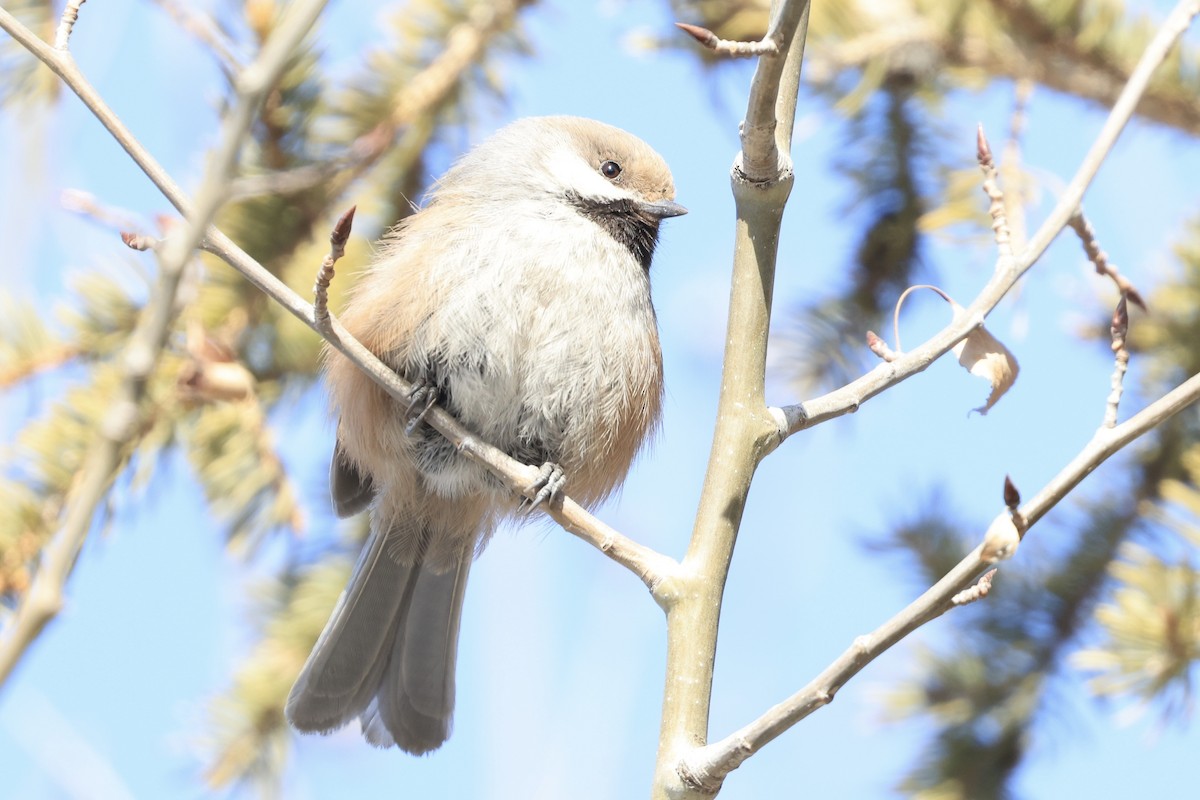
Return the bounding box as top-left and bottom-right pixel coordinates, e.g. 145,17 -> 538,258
568,193 -> 662,271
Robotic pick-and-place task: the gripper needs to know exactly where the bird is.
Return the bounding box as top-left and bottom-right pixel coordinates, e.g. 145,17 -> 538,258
285,115 -> 685,754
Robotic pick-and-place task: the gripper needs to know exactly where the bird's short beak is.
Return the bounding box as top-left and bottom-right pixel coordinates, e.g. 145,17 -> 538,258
639,199 -> 688,219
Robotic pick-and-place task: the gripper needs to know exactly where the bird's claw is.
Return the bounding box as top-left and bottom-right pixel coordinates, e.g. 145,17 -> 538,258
404,380 -> 439,435
521,462 -> 567,512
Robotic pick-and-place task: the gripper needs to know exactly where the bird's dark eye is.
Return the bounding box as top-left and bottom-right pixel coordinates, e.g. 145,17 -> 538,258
600,160 -> 622,179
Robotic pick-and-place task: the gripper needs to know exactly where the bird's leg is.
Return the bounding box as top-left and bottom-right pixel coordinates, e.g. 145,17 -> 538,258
521,462 -> 567,512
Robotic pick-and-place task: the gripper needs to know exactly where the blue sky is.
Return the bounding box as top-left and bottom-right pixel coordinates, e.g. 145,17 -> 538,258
3,1 -> 1200,798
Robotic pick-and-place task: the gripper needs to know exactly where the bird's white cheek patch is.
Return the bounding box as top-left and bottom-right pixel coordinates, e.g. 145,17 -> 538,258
544,147 -> 629,205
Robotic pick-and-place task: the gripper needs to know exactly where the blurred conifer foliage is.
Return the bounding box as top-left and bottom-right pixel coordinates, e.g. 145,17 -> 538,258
2,0 -> 1199,794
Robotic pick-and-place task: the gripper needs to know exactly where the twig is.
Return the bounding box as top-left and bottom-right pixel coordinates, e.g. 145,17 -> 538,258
781,0 -> 1200,437
678,368 -> 1200,788
675,22 -> 778,57
1106,295 -> 1130,427
977,124 -> 1013,257
1067,210 -> 1147,309
0,0 -> 331,692
53,0 -> 86,50
0,2 -> 679,603
313,206 -> 355,333
892,283 -> 952,353
951,569 -> 996,606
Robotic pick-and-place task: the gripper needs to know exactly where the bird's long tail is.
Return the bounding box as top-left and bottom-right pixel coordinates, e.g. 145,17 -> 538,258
286,522 -> 471,754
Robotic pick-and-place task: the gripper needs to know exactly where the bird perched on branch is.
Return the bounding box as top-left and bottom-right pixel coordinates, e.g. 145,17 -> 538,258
286,116 -> 685,754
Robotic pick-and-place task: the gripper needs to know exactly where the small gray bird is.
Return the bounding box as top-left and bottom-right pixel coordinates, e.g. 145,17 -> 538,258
286,116 -> 684,754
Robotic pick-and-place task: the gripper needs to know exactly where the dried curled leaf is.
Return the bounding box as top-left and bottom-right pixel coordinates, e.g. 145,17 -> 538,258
950,301 -> 1019,414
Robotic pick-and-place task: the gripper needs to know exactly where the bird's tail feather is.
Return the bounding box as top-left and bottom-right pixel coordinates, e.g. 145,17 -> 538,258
286,520 -> 471,755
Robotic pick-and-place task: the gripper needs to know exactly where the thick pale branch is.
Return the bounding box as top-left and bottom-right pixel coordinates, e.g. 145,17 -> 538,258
780,0 -> 1200,438
0,0 -> 331,690
652,3 -> 810,798
680,370 -> 1200,786
739,0 -> 811,182
0,4 -> 679,601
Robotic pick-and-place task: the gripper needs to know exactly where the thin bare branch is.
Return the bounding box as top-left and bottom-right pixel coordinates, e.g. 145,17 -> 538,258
53,0 -> 86,50
0,0 -> 331,692
675,22 -> 778,57
1106,295 -> 1131,428
977,124 -> 1013,257
781,0 -> 1200,437
0,3 -> 680,603
892,283 -> 952,353
313,206 -> 355,333
679,369 -> 1200,787
1068,210 -> 1147,309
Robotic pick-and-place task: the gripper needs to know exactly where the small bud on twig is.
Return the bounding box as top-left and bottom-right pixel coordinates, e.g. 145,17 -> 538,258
1003,474 -> 1020,511
120,231 -> 160,251
675,21 -> 778,57
313,206 -> 356,332
976,124 -> 1012,257
952,569 -> 997,606
866,330 -> 898,362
